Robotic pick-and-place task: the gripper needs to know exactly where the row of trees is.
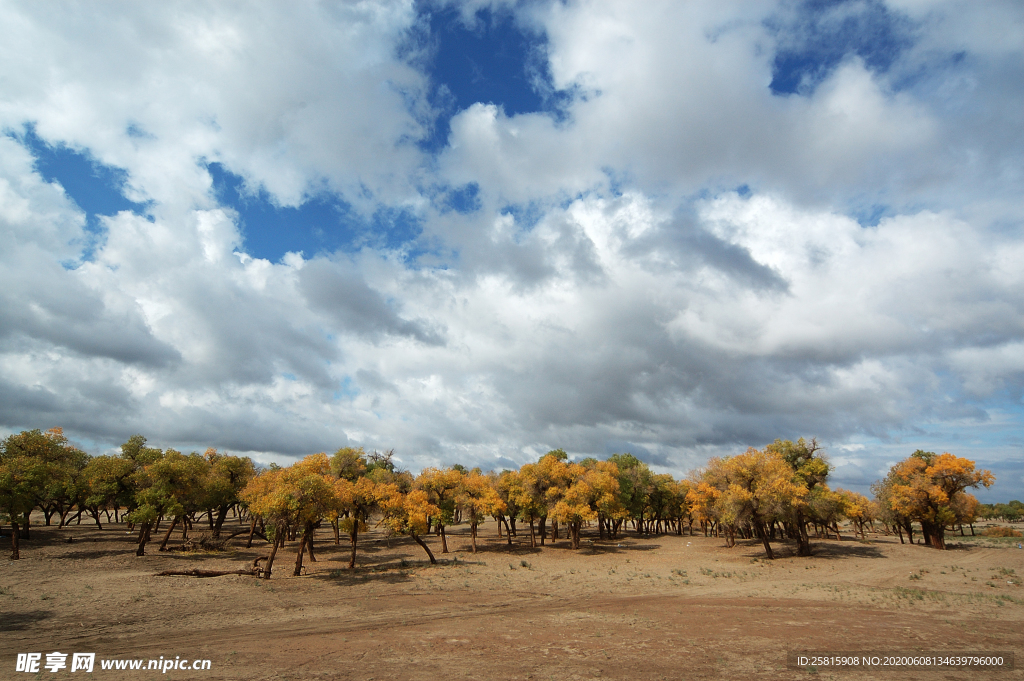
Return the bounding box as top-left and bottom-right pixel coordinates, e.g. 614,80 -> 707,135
1,429 -> 1000,569
688,441 -> 994,556
979,500 -> 1024,523
0,429 -> 255,559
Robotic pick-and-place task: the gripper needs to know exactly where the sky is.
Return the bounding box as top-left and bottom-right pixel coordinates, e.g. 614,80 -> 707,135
0,0 -> 1021,500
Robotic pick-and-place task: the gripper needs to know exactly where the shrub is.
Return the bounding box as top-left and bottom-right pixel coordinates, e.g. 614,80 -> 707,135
981,526 -> 1022,537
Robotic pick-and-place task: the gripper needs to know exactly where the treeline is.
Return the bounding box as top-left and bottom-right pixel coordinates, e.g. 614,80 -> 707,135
0,429 -> 255,559
0,430 -> 1000,572
979,500 -> 1024,523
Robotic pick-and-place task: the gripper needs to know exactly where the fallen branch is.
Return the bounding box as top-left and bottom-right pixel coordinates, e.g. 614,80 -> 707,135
224,527 -> 267,543
154,567 -> 256,578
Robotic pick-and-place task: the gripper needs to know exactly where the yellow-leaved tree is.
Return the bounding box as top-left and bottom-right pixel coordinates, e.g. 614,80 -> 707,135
456,470 -> 506,552
241,453 -> 338,577
376,484 -> 440,564
879,451 -> 993,549
415,467 -> 464,553
550,460 -> 623,549
835,489 -> 875,539
330,447 -> 376,569
690,448 -> 804,559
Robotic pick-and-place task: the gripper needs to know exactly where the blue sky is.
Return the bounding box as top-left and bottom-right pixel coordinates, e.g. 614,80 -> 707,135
0,0 -> 1021,501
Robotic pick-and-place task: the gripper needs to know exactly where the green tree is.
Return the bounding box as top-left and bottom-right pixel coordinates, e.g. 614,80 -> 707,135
1,428 -> 87,529
201,449 -> 256,538
0,446 -> 36,559
766,438 -> 830,556
129,449 -> 210,555
608,453 -> 654,535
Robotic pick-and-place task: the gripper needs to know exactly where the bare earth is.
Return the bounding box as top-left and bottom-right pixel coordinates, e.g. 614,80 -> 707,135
2,516 -> 1023,680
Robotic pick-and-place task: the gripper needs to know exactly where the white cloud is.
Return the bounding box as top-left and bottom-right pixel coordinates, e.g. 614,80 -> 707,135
0,1 -> 1020,499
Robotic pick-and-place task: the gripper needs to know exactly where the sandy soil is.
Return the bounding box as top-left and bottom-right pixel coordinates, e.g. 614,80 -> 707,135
2,515 -> 1023,680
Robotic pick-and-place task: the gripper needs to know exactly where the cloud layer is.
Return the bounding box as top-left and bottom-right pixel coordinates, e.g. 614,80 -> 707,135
0,0 -> 1021,498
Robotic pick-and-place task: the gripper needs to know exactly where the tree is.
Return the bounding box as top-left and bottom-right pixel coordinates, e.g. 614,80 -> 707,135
1,428 -> 87,529
489,470 -> 521,544
522,451 -> 572,544
375,484 -> 440,563
950,493 -> 980,536
456,471 -> 506,552
241,454 -> 338,577
0,447 -> 35,559
415,467 -> 464,553
509,463 -> 546,547
330,447 -> 368,482
690,448 -> 804,559
872,470 -> 914,544
201,449 -> 256,538
608,453 -> 654,535
334,475 -> 377,568
881,451 -> 994,549
835,489 -> 874,538
129,449 -> 209,555
767,438 -> 830,556
81,455 -> 136,528
551,460 -> 623,549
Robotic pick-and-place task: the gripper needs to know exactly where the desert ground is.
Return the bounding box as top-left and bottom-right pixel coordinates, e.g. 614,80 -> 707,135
2,515 -> 1022,680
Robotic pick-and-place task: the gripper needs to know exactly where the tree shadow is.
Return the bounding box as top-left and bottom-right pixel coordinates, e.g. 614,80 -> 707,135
309,562 -> 417,586
576,540 -> 664,555
0,610 -> 54,631
59,548 -> 137,560
447,540 -> 543,556
735,538 -> 887,560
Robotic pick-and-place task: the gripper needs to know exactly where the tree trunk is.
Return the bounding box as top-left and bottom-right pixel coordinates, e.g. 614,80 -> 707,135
797,519 -> 811,557
246,518 -> 257,548
21,511 -> 30,539
925,523 -> 946,550
348,521 -> 359,569
305,524 -> 316,562
212,506 -> 229,539
293,531 -> 308,576
411,532 -> 436,564
756,520 -> 775,560
90,508 -> 104,530
10,520 -> 20,559
529,519 -> 536,548
500,516 -> 513,546
136,521 -> 153,556
158,516 -> 180,551
440,524 -> 449,553
539,518 -> 546,545
264,530 -> 284,579
471,522 -> 478,553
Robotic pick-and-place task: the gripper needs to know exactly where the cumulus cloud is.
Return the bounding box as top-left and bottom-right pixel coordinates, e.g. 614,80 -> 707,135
0,1 -> 1020,499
